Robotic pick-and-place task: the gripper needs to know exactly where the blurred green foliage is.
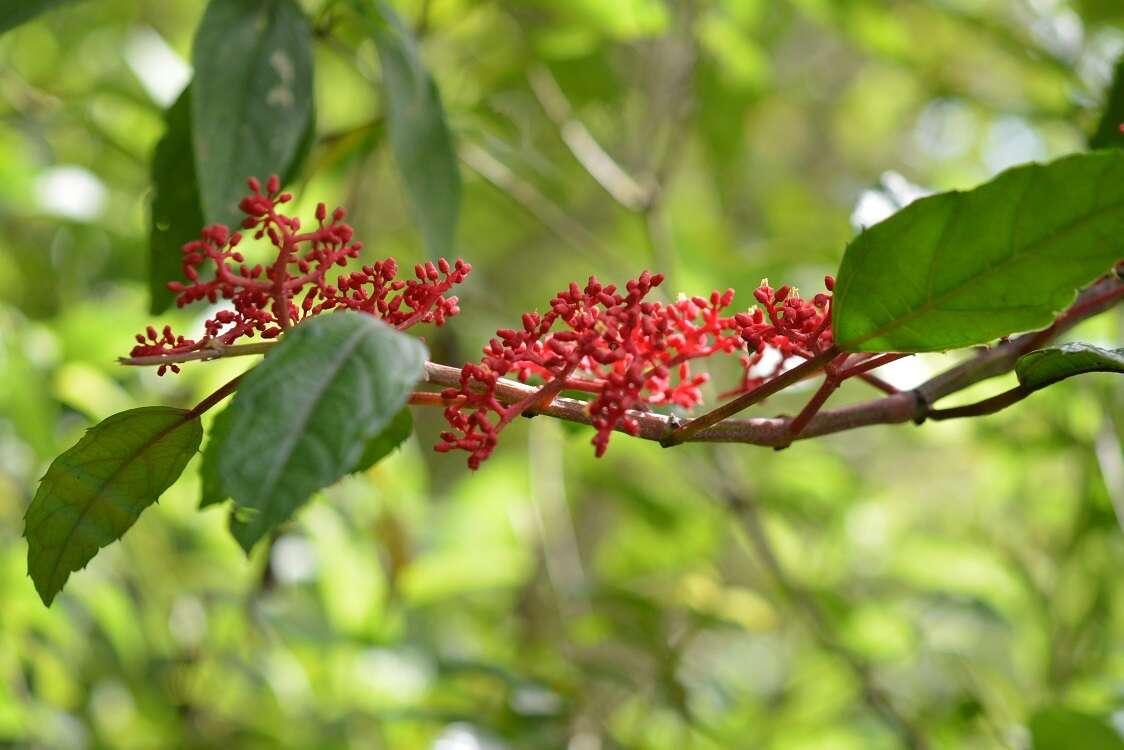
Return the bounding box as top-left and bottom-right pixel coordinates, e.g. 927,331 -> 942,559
1,0 -> 1123,747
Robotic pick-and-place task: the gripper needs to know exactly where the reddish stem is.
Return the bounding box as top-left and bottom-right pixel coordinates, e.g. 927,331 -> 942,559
187,374 -> 244,419
785,376 -> 841,443
838,353 -> 909,380
663,346 -> 839,446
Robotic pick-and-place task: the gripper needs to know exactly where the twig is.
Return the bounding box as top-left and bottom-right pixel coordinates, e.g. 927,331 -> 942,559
122,275 -> 1123,449
120,341 -> 276,367
662,347 -> 840,446
187,374 -> 243,418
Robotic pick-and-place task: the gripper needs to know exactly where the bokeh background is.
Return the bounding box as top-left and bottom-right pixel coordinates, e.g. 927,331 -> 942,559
2,0 -> 1124,747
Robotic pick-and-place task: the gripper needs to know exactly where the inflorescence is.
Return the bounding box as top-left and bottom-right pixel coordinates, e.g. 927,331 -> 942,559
435,273 -> 834,468
130,177 -> 834,468
131,176 -> 469,374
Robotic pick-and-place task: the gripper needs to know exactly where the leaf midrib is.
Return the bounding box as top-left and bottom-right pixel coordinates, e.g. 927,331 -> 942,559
252,323 -> 374,510
31,410 -> 194,598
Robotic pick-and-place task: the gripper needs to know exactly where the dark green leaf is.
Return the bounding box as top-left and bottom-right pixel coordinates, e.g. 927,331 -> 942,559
198,404 -> 233,509
219,313 -> 427,552
1091,55 -> 1124,150
833,151 -> 1124,352
354,407 -> 413,473
282,105 -> 317,186
1016,342 -> 1124,393
202,400 -> 408,511
191,0 -> 314,226
149,87 -> 204,314
356,1 -> 461,259
24,407 -> 203,606
1030,706 -> 1124,750
0,0 -> 79,34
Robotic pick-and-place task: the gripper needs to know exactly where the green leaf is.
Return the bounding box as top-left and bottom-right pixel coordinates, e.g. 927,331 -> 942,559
198,404 -> 233,509
355,1 -> 461,259
24,407 -> 203,606
1030,706 -> 1124,750
354,407 -> 413,473
202,398 -> 404,509
0,0 -> 79,34
149,87 -> 204,315
191,0 -> 314,226
219,312 -> 427,552
1016,342 -> 1124,393
1091,55 -> 1124,151
833,151 -> 1124,352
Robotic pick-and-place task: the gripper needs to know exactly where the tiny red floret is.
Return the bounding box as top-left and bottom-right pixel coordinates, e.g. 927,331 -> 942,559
129,176 -> 471,369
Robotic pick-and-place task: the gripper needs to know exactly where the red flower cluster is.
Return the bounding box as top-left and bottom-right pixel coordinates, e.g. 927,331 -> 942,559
130,176 -> 470,373
128,177 -> 838,468
436,272 -> 835,468
728,276 -> 834,394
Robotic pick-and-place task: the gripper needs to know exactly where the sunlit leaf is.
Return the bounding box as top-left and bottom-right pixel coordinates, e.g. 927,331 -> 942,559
24,407 -> 203,606
149,87 -> 203,314
219,313 -> 426,552
1016,342 -> 1124,393
833,151 -> 1124,352
192,0 -> 314,226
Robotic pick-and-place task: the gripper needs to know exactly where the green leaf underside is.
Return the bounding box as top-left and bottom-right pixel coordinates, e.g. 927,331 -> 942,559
198,403 -> 233,509
832,151 -> 1124,353
0,0 -> 78,34
24,407 -> 202,606
1030,706 -> 1124,750
219,313 -> 427,553
1091,55 -> 1124,151
353,408 -> 413,473
191,0 -> 314,227
149,87 -> 204,314
362,1 -> 461,260
1016,342 -> 1124,393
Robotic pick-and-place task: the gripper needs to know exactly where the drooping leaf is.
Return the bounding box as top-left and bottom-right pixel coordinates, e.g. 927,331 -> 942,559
1091,55 -> 1124,150
832,151 -> 1124,352
191,0 -> 314,226
149,87 -> 204,314
24,407 -> 203,606
353,407 -> 413,473
1016,342 -> 1124,393
201,397 -> 404,509
0,0 -> 80,34
198,404 -> 233,509
1030,706 -> 1124,750
219,312 -> 427,552
354,1 -> 460,259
